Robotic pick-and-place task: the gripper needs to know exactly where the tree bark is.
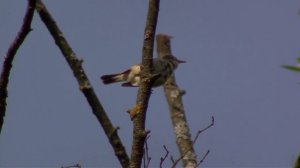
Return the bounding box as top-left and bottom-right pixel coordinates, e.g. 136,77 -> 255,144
35,1 -> 130,167
130,0 -> 160,168
156,34 -> 197,168
0,0 -> 36,134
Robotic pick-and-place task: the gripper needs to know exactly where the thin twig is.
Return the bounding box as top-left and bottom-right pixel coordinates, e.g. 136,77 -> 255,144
170,155 -> 175,165
0,0 -> 36,134
196,150 -> 210,167
159,145 -> 169,168
61,163 -> 81,168
169,116 -> 214,168
170,150 -> 190,168
171,153 -> 186,168
143,135 -> 151,168
35,1 -> 129,167
193,116 -> 215,144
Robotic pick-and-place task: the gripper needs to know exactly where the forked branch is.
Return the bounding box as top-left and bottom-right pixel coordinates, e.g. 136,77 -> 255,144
159,145 -> 169,168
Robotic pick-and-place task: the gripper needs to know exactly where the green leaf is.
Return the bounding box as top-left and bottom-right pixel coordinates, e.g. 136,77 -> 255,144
282,65 -> 300,72
293,155 -> 300,168
297,57 -> 300,63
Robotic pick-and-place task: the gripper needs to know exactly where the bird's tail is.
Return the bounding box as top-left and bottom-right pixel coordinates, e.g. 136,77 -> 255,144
101,68 -> 132,85
101,73 -> 125,85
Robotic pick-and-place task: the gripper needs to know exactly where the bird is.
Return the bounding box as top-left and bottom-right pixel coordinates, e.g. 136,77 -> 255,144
100,55 -> 185,87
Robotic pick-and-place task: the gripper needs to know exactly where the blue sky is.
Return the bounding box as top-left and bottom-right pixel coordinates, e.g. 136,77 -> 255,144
1,0 -> 300,167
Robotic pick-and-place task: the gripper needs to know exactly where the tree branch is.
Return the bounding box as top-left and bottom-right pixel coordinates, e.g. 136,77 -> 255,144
142,135 -> 151,168
35,1 -> 129,167
196,150 -> 210,167
61,163 -> 81,168
193,116 -> 214,144
159,145 -> 169,168
130,0 -> 160,168
0,0 -> 36,134
156,34 -> 197,167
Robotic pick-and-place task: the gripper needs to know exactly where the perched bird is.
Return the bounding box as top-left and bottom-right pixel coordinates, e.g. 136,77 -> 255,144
100,55 -> 185,87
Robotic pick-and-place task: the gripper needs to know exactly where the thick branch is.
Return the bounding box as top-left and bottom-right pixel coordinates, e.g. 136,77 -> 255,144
156,34 -> 197,168
130,0 -> 160,168
35,1 -> 129,167
0,0 -> 36,134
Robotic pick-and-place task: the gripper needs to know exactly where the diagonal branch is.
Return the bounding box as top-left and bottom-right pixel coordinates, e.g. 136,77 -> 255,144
129,0 -> 160,168
193,116 -> 214,144
0,0 -> 36,134
156,34 -> 197,168
35,1 -> 129,167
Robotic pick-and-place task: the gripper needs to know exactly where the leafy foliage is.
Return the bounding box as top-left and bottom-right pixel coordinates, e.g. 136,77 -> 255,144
282,58 -> 300,72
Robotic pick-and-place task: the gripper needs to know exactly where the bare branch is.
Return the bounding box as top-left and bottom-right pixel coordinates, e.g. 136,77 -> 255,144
157,34 -> 197,167
169,116 -> 214,168
171,153 -> 186,168
170,155 -> 175,165
196,150 -> 210,167
0,0 -> 36,134
159,145 -> 169,168
130,0 -> 160,168
35,1 -> 129,167
170,149 -> 200,168
61,163 -> 81,168
143,135 -> 151,168
193,116 -> 215,144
